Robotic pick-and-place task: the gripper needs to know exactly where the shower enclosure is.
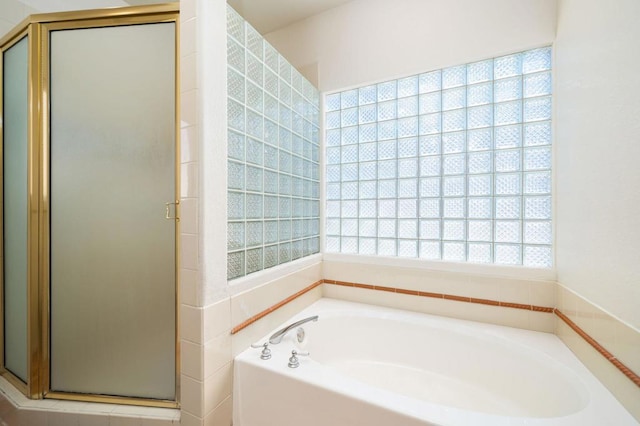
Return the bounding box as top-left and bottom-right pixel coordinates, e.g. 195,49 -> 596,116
0,4 -> 179,407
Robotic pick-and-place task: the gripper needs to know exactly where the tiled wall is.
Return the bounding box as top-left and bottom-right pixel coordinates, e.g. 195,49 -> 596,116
556,285 -> 640,420
226,6 -> 321,281
324,47 -> 553,268
323,257 -> 556,332
178,0 -> 236,425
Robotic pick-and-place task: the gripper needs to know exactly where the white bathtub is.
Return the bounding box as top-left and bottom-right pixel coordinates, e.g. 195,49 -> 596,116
233,299 -> 637,426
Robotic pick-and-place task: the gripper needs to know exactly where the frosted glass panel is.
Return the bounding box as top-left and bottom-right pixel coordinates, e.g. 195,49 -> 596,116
2,36 -> 29,383
50,23 -> 175,399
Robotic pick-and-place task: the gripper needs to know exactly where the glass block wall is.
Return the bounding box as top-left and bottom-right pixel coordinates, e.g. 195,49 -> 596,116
325,47 -> 552,267
227,6 -> 321,280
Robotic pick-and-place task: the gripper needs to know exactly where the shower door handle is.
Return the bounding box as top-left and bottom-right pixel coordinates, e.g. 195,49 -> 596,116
165,200 -> 179,220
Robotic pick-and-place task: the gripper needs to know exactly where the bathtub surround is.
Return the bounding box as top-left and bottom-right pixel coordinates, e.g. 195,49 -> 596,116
230,277 -> 554,335
556,285 -> 640,420
234,299 -> 637,426
222,258 -> 639,422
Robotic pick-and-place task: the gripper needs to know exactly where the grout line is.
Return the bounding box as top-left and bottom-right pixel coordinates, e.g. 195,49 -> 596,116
555,309 -> 640,388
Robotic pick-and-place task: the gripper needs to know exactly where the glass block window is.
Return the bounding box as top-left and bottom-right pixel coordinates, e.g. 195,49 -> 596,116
227,6 -> 321,280
325,47 -> 552,267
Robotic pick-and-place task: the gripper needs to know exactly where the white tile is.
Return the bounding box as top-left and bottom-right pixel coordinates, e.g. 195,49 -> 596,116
19,408 -> 47,426
109,415 -> 142,426
180,52 -> 197,93
180,268 -> 200,307
75,413 -> 109,426
180,162 -> 199,198
204,332 -> 232,379
178,411 -> 202,426
615,321 -> 640,376
180,89 -> 197,129
555,284 -> 564,312
431,271 -> 471,296
180,232 -> 199,271
529,280 -> 555,307
181,340 -> 204,380
528,310 -> 555,333
204,298 -> 231,342
463,275 -> 501,301
591,308 -> 616,351
180,0 -> 196,22
2,406 -> 19,426
574,296 -> 594,334
498,279 -> 531,305
180,198 -> 198,235
465,303 -> 527,329
17,398 -> 59,410
180,125 -> 199,164
203,363 -> 232,416
64,402 -> 114,413
48,411 -> 79,426
181,304 -> 203,344
180,375 -> 203,418
141,417 -> 174,426
558,320 -> 640,421
203,396 -> 232,426
230,268 -> 318,326
179,17 -> 196,57
561,288 -> 578,317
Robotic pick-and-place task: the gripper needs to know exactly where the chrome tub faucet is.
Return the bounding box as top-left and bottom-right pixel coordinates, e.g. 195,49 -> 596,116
269,315 -> 318,344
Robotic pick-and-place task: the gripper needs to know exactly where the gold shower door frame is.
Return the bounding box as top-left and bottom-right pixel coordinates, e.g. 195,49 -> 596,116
0,3 -> 180,408
0,22 -> 39,400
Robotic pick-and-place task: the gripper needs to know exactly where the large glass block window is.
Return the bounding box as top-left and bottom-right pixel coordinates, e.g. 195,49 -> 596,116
227,7 -> 321,280
325,47 -> 552,267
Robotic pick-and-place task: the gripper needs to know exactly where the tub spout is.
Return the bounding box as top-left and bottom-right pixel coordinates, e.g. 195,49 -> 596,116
269,315 -> 318,344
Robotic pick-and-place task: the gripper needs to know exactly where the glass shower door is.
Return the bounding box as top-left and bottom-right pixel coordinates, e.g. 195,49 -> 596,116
2,35 -> 29,385
48,22 -> 176,400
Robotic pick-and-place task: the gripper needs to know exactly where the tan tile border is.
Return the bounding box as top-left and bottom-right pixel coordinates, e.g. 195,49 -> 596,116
323,279 -> 554,313
555,309 -> 640,388
228,278 -> 640,390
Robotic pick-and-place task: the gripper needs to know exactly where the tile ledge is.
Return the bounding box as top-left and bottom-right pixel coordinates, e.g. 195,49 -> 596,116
0,377 -> 180,421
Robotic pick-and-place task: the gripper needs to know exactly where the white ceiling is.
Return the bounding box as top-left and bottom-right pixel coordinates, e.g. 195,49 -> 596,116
18,0 -> 169,13
227,0 -> 352,34
13,0 -> 349,34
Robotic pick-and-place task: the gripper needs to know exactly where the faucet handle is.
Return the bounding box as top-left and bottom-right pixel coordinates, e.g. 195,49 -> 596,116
288,349 -> 309,368
250,342 -> 272,360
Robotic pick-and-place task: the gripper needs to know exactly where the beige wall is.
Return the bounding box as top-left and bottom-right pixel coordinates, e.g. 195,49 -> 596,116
265,0 -> 557,92
554,0 -> 640,330
0,0 -> 38,37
